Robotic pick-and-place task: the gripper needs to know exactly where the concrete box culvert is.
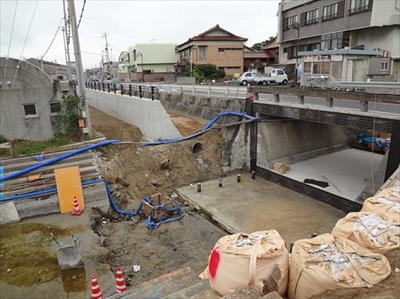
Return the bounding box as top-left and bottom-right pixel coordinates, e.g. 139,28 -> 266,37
191,142 -> 204,154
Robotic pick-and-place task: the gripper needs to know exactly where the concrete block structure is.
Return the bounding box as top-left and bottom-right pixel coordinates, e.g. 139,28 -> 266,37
0,57 -> 74,141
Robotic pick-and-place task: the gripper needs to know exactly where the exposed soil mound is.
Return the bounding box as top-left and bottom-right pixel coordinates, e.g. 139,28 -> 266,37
89,106 -> 225,208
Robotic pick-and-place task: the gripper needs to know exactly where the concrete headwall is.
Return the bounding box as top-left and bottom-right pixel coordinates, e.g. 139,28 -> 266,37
257,120 -> 349,168
159,93 -> 246,123
86,89 -> 181,141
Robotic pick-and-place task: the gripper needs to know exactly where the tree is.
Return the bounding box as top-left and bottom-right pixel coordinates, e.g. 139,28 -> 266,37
193,64 -> 225,82
251,35 -> 277,50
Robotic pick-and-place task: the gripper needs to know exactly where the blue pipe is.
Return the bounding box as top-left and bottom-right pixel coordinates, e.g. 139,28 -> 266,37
1,178 -> 145,217
1,112 -> 255,181
142,111 -> 255,146
145,204 -> 185,229
104,181 -> 145,216
203,111 -> 254,131
0,180 -> 104,202
0,140 -> 122,182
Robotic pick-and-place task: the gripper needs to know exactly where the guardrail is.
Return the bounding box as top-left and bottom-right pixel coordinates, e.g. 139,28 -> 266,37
85,81 -> 247,100
333,81 -> 400,90
248,86 -> 400,113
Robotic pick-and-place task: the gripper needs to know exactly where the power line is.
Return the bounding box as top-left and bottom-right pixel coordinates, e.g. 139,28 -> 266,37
12,0 -> 39,86
3,0 -> 19,79
41,18 -> 64,60
81,51 -> 103,56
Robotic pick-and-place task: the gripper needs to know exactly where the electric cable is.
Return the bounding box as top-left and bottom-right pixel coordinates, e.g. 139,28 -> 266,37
3,0 -> 18,79
41,18 -> 64,60
11,0 -> 39,86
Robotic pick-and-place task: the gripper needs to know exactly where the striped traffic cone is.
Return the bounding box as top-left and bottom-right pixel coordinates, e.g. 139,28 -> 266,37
115,265 -> 127,294
71,196 -> 83,216
91,273 -> 103,299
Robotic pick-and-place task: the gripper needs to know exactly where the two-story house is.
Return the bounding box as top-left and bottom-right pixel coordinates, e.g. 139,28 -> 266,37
277,0 -> 400,86
175,24 -> 248,76
127,43 -> 177,82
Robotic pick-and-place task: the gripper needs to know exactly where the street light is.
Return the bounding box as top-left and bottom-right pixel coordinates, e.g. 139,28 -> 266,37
290,21 -> 300,87
137,52 -> 144,82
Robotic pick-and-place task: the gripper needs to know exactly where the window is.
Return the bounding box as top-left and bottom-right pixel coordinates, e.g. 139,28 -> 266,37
50,102 -> 61,115
303,9 -> 319,25
323,2 -> 341,20
381,62 -> 389,71
304,62 -> 312,73
277,70 -> 284,75
321,62 -> 331,74
306,62 -> 331,75
284,15 -> 298,30
321,32 -> 346,50
23,104 -> 38,118
199,47 -> 206,59
218,48 -> 242,52
349,0 -> 371,14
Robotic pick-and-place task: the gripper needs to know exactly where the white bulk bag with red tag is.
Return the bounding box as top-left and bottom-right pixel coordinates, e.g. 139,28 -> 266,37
200,230 -> 289,296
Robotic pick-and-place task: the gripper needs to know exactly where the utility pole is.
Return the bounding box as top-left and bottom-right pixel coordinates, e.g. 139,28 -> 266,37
103,33 -> 112,80
62,0 -> 72,80
67,0 -> 92,137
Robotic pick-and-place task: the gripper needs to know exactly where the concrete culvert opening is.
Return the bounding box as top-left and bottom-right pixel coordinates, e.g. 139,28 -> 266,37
191,142 -> 204,154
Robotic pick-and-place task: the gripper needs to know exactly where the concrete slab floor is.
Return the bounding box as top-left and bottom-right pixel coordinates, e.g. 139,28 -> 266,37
177,172 -> 347,245
278,148 -> 384,200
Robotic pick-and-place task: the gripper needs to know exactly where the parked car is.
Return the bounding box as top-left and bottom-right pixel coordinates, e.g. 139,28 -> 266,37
238,69 -> 288,86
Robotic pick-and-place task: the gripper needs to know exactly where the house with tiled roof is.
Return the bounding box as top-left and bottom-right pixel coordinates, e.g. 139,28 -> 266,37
244,43 -> 279,73
175,24 -> 248,76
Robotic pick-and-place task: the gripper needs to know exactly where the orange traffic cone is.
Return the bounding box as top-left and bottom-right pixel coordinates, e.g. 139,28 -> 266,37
115,265 -> 127,294
91,273 -> 103,299
71,196 -> 83,216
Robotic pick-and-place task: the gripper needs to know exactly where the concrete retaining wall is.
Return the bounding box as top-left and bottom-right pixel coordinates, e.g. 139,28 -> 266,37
86,89 -> 181,141
159,93 -> 245,123
257,120 -> 349,168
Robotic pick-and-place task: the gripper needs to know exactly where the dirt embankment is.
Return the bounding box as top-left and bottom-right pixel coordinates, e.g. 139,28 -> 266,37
89,107 -> 225,207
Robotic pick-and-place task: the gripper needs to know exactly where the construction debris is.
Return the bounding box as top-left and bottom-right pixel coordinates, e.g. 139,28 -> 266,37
272,163 -> 290,174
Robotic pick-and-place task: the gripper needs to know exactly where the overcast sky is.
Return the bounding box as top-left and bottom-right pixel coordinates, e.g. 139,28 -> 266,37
0,0 -> 280,69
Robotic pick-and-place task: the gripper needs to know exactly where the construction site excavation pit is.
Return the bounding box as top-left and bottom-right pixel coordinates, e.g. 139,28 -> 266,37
1,107 -> 398,299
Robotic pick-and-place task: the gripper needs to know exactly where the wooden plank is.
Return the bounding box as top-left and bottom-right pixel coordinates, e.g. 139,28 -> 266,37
54,166 -> 84,213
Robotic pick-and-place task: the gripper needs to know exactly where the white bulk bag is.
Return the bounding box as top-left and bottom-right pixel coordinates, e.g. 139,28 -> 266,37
288,234 -> 391,299
332,211 -> 400,254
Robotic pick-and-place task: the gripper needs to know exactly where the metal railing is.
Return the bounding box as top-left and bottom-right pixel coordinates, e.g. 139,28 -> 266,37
85,81 -> 247,100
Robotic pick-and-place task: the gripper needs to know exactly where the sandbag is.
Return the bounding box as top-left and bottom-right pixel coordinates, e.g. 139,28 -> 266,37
200,230 -> 289,296
288,234 -> 391,299
332,211 -> 400,254
362,181 -> 400,222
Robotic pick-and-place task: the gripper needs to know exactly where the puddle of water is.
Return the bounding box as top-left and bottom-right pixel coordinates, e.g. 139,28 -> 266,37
0,222 -> 83,289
